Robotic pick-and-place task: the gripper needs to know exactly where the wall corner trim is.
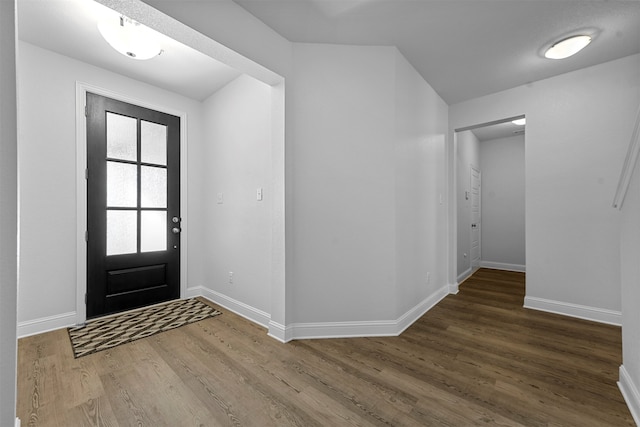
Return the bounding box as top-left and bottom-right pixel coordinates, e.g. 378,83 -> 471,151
523,296 -> 622,326
267,321 -> 293,343
449,283 -> 460,295
619,365 -> 640,425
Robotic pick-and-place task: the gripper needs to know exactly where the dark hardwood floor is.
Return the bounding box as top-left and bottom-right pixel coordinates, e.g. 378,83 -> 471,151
17,269 -> 634,426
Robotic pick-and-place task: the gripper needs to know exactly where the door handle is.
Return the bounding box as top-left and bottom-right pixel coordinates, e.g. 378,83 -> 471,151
172,227 -> 181,234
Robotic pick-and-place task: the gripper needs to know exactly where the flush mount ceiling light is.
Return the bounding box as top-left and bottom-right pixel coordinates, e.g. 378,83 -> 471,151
544,35 -> 592,59
512,118 -> 526,126
98,15 -> 163,60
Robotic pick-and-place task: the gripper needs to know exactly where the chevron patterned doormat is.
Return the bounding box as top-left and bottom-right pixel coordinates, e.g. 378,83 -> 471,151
68,298 -> 222,358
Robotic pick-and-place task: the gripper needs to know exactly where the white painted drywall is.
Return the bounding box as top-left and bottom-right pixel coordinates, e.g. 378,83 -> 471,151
289,43 -> 449,325
16,41 -> 205,326
201,74 -> 273,317
456,130 -> 479,279
393,50 -> 448,317
138,0 -> 292,332
141,0 -> 292,80
290,43 -> 397,323
16,11 -> 453,339
0,0 -> 18,423
479,134 -> 525,269
450,53 -> 640,314
620,145 -> 640,419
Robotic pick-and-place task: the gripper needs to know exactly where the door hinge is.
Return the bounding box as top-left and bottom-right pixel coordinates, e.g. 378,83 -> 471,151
85,230 -> 88,242
85,168 -> 89,180
85,293 -> 87,304
85,105 -> 88,117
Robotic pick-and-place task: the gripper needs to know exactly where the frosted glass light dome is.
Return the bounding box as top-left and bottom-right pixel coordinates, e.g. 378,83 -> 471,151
98,16 -> 163,60
544,35 -> 591,60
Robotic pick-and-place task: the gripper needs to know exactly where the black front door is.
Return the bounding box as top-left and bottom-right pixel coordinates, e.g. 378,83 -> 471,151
86,93 -> 180,318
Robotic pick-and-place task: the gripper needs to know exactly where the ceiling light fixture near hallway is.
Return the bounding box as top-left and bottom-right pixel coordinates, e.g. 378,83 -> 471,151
98,15 -> 163,60
512,118 -> 526,126
544,35 -> 591,59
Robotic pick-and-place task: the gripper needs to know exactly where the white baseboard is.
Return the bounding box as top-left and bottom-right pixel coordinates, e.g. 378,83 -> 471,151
16,283 -> 451,343
457,268 -> 472,284
267,321 -> 292,343
184,286 -> 205,299
395,284 -> 450,335
194,288 -> 288,342
479,261 -> 526,272
619,365 -> 640,425
17,311 -> 77,338
288,284 -> 450,340
16,418 -> 20,427
449,282 -> 459,295
195,287 -> 271,330
17,286 -> 272,340
290,319 -> 399,340
523,296 -> 622,326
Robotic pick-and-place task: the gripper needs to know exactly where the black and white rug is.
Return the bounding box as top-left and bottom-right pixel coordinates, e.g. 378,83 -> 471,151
68,298 -> 222,358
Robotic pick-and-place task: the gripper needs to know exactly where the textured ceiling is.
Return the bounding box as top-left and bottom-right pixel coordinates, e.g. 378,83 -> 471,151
234,0 -> 640,104
17,0 -> 640,105
18,0 -> 241,101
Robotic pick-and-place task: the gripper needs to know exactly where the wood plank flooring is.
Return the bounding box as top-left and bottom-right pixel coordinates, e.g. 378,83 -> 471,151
17,269 -> 634,426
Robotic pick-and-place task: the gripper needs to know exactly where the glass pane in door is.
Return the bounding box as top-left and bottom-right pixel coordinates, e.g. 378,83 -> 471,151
106,112 -> 137,161
107,161 -> 137,207
106,210 -> 137,255
141,166 -> 167,208
141,211 -> 167,252
141,121 -> 167,165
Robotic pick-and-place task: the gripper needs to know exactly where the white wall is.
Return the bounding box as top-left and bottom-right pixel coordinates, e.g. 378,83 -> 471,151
141,0 -> 292,80
17,42 -> 205,330
138,0 -> 293,332
450,53 -> 640,323
290,43 -> 397,324
17,7 -> 452,342
394,50 -> 448,318
479,134 -> 525,270
456,130 -> 479,280
620,141 -> 640,423
288,43 -> 449,333
0,0 -> 18,423
200,74 -> 273,324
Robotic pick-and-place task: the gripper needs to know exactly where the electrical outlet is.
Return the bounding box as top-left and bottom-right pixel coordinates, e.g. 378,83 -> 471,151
228,271 -> 233,284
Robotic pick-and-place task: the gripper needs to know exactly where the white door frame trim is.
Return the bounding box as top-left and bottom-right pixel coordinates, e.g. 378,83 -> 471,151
470,164 -> 481,271
75,82 -> 189,325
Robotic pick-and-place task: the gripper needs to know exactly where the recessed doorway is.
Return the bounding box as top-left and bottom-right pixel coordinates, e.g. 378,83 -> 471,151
455,116 -> 526,284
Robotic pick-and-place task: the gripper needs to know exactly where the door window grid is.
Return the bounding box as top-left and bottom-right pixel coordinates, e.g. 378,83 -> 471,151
106,113 -> 168,255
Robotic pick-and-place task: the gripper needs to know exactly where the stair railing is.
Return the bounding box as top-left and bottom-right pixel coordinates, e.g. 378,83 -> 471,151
613,103 -> 640,210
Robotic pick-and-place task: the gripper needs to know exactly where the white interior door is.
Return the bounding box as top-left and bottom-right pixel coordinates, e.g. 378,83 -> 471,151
471,165 -> 481,269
